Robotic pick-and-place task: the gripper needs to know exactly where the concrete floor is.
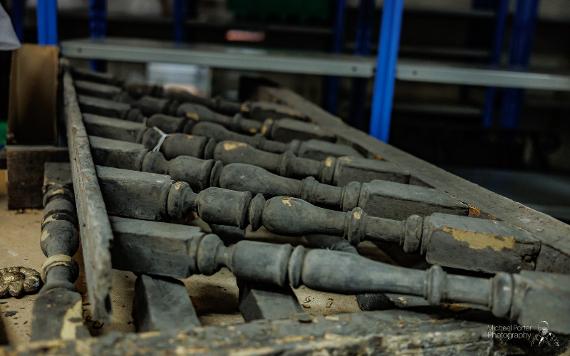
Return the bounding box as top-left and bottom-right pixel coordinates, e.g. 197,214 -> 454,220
0,170 -> 359,346
0,190 -> 43,345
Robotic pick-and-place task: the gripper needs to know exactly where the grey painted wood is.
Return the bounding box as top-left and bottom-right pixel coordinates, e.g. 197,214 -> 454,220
88,138 -> 466,220
97,166 -> 537,273
89,136 -> 147,172
78,95 -> 144,122
212,141 -> 410,186
83,114 -> 145,143
303,234 -> 430,311
63,69 -> 113,321
75,80 -> 122,99
132,274 -> 200,332
238,282 -> 305,322
191,121 -> 361,160
32,162 -> 89,341
258,86 -> 570,274
137,96 -> 326,142
107,220 -> 570,334
110,216 -> 202,278
261,118 -> 336,143
357,180 -> 469,220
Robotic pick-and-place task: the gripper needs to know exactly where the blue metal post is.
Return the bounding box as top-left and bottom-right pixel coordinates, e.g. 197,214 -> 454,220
482,0 -> 509,128
11,0 -> 26,42
173,0 -> 187,44
354,0 -> 373,56
500,0 -> 539,129
324,0 -> 346,114
349,0 -> 374,131
37,0 -> 58,45
369,0 -> 404,142
89,0 -> 107,71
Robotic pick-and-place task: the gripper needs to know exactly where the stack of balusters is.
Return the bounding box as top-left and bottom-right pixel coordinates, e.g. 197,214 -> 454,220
29,66 -> 570,352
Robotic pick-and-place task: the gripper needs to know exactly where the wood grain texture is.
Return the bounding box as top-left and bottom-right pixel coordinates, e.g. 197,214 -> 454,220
1,310 -> 495,355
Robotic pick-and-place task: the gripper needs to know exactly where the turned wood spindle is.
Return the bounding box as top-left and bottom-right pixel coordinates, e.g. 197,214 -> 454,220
191,122 -> 361,159
212,141 -> 409,186
31,163 -> 88,341
78,95 -> 145,122
111,222 -> 570,335
136,96 -> 334,142
96,167 -> 539,273
90,136 -> 464,220
125,82 -> 307,121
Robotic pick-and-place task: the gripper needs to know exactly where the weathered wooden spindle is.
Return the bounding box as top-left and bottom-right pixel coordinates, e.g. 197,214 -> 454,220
218,163 -> 466,219
73,71 -> 308,121
89,136 -> 465,220
111,217 -> 305,323
71,67 -> 121,86
31,162 -> 89,341
83,113 -> 353,161
96,167 -> 539,273
83,115 -> 218,161
78,95 -> 145,122
125,83 -> 308,120
303,234 -> 426,311
136,96 -> 262,134
74,80 -> 132,103
241,101 -> 309,122
90,136 -> 219,192
84,114 -> 147,143
141,133 -> 410,187
145,114 -> 356,159
110,223 -> 570,334
125,84 -> 242,115
258,117 -> 335,143
210,141 -> 409,186
258,197 -> 540,273
191,122 -> 361,160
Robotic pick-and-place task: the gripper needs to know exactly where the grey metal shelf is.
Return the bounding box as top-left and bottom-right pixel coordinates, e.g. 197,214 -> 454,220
61,38 -> 374,78
61,38 -> 570,91
397,61 -> 570,91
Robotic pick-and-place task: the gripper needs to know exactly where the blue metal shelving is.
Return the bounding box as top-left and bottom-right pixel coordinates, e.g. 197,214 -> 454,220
500,0 -> 540,129
37,0 -> 555,142
88,0 -> 107,71
349,0 -> 374,131
173,0 -> 188,44
323,0 -> 346,115
482,0 -> 509,128
369,0 -> 404,142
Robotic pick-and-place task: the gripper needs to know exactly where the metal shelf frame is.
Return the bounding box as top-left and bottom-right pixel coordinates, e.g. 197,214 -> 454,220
60,38 -> 570,92
32,0 -> 570,143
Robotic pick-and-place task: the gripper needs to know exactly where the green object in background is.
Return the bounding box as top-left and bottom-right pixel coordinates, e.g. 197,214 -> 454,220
228,0 -> 331,23
0,122 -> 6,147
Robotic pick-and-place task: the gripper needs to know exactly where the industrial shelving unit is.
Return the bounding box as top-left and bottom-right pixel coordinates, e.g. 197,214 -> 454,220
14,0 -> 570,142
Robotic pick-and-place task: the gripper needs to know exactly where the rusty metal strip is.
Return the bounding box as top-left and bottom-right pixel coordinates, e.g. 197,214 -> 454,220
63,67 -> 113,321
